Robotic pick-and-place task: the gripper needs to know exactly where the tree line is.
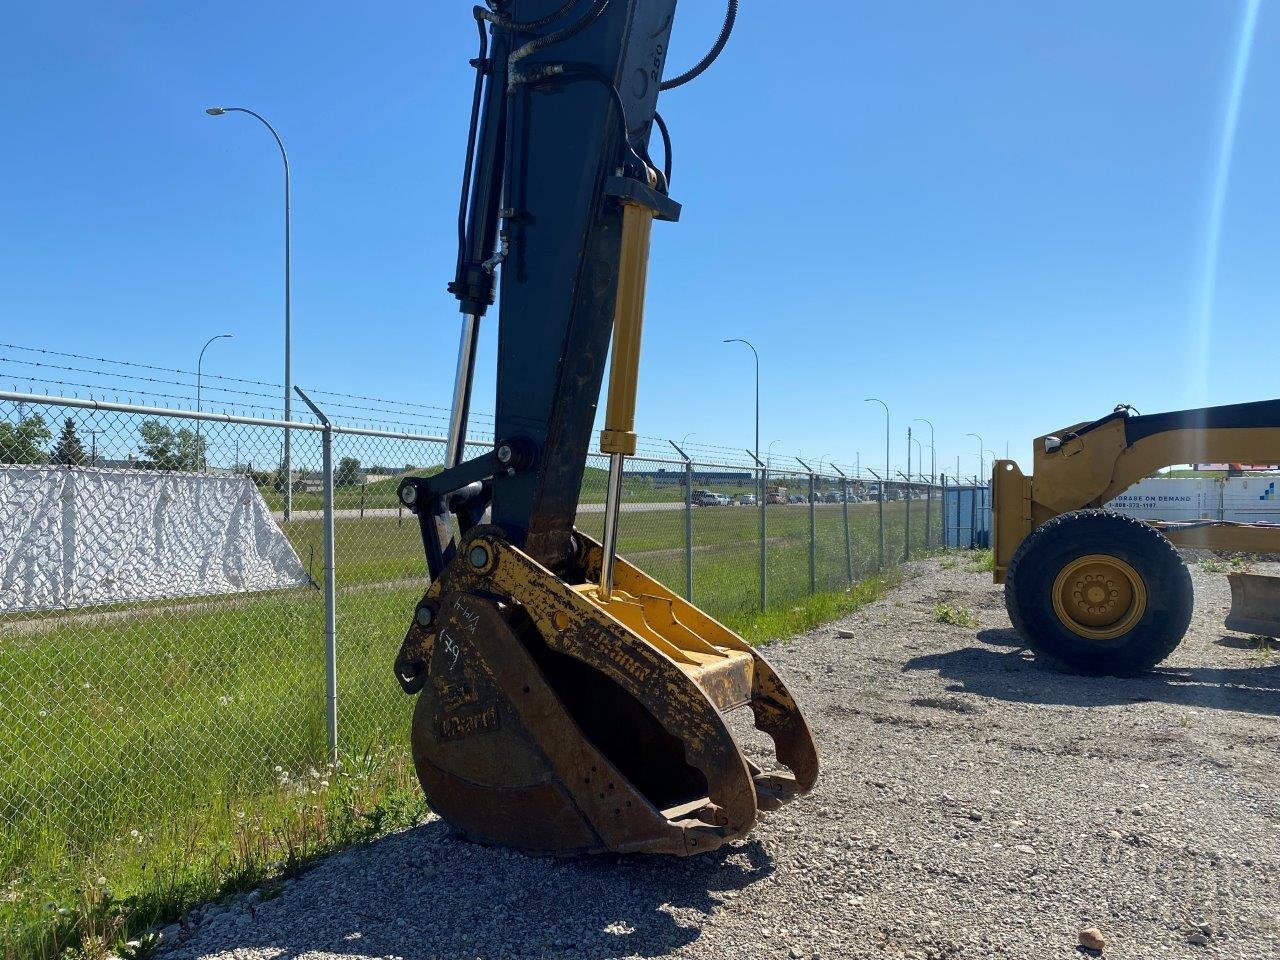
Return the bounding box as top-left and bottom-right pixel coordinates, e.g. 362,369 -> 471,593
0,414 -> 208,469
1,413 -> 368,487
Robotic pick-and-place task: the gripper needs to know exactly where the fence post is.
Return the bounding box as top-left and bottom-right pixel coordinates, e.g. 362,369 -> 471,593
902,480 -> 911,564
969,478 -> 978,550
811,476 -> 817,593
833,465 -> 853,585
747,450 -> 767,612
296,387 -> 338,763
924,475 -> 932,551
940,474 -> 948,549
669,439 -> 694,602
797,459 -> 816,595
868,467 -> 884,570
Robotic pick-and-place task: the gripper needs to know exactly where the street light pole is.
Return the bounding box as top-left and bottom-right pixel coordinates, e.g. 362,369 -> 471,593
913,417 -> 936,484
967,433 -> 985,486
723,338 -> 760,484
205,105 -> 292,518
725,338 -> 764,609
865,398 -> 890,567
195,333 -> 232,471
766,438 -> 784,472
196,334 -> 233,416
913,419 -> 936,550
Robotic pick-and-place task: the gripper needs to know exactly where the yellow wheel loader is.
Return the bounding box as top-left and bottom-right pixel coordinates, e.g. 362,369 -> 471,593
390,1 -> 818,857
992,400 -> 1280,675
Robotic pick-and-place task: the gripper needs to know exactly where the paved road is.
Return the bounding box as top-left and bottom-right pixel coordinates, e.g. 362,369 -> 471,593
275,501 -> 686,521
272,501 -> 883,522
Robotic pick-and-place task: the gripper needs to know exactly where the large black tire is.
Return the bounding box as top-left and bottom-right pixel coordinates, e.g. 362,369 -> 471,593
1004,509 -> 1193,676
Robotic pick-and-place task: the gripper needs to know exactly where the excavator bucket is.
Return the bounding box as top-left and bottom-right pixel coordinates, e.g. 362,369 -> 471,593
394,526 -> 819,857
1226,572 -> 1280,638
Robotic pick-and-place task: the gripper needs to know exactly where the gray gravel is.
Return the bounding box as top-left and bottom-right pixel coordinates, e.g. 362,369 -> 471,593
157,555 -> 1280,960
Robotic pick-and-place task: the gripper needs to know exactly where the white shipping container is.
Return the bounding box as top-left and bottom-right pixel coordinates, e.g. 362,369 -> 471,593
1105,478 -> 1212,522
1222,476 -> 1280,524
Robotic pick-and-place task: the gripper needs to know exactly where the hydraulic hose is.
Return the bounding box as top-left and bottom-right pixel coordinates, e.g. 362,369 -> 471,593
479,0 -> 580,32
660,0 -> 737,91
509,0 -> 611,80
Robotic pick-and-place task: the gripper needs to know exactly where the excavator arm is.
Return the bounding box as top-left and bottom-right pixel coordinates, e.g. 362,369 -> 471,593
391,0 -> 817,857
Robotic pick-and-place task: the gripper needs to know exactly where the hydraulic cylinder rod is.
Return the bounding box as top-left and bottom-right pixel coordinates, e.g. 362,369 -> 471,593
599,199 -> 655,597
445,312 -> 481,467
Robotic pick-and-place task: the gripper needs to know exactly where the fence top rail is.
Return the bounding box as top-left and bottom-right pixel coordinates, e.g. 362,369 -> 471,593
2,390 -> 954,483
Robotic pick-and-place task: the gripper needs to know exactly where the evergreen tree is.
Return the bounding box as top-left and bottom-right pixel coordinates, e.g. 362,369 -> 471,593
51,418 -> 88,466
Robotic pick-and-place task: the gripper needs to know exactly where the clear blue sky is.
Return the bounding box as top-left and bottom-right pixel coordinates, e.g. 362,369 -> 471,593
1,1 -> 1275,479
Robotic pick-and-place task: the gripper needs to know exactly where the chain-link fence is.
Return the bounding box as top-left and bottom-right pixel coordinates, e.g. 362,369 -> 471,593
0,390 -> 948,919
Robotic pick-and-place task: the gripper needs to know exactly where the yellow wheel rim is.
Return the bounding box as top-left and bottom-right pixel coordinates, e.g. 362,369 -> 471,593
1051,554 -> 1147,641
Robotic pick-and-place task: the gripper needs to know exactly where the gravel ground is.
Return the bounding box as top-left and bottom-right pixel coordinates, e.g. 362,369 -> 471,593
157,555 -> 1280,960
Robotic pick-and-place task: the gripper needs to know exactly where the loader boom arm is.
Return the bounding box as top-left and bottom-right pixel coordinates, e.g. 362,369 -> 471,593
993,399 -> 1280,581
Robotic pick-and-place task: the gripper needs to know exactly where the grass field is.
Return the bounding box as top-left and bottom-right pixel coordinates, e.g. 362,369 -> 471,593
1,496 -> 941,957
256,461 -> 844,513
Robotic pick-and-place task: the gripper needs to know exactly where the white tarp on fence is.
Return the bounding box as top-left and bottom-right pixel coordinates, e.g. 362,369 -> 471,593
0,465 -> 310,613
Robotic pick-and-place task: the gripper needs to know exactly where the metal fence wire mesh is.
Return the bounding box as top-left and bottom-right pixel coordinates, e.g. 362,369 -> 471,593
0,392 -> 951,885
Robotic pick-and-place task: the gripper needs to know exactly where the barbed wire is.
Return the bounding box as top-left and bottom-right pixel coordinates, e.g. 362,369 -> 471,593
0,341 -> 495,423
0,342 -> 915,480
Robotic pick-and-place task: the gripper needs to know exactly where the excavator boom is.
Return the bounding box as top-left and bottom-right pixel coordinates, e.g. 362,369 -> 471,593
392,0 -> 817,856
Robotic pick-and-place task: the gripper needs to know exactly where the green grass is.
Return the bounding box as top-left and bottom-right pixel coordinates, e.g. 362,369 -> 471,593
966,549 -> 994,573
726,568 -> 902,644
2,496 -> 948,957
933,602 -> 979,628
0,580 -> 424,959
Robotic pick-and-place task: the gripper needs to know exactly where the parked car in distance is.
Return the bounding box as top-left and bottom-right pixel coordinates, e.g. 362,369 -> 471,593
692,490 -> 724,506
738,494 -> 758,506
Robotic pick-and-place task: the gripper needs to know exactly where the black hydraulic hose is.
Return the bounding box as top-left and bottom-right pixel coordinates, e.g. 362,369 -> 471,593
652,111 -> 673,187
480,0 -> 580,32
508,0 -> 610,79
456,10 -> 490,275
545,64 -> 645,172
660,0 -> 737,91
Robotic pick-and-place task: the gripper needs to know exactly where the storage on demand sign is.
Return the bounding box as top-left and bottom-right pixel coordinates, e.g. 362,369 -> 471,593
1105,477 -> 1280,523
1106,479 -> 1211,521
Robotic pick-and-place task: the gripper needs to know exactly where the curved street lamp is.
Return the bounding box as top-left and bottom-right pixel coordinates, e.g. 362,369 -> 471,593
196,333 -> 233,416
722,338 -> 759,472
724,337 -> 764,611
195,333 -> 232,471
205,105 -> 293,518
766,438 -> 784,471
966,432 -> 986,485
913,417 -> 936,484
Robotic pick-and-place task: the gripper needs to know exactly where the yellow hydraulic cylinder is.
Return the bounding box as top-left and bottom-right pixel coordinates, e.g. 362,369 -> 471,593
598,198 -> 656,597
600,200 -> 654,457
